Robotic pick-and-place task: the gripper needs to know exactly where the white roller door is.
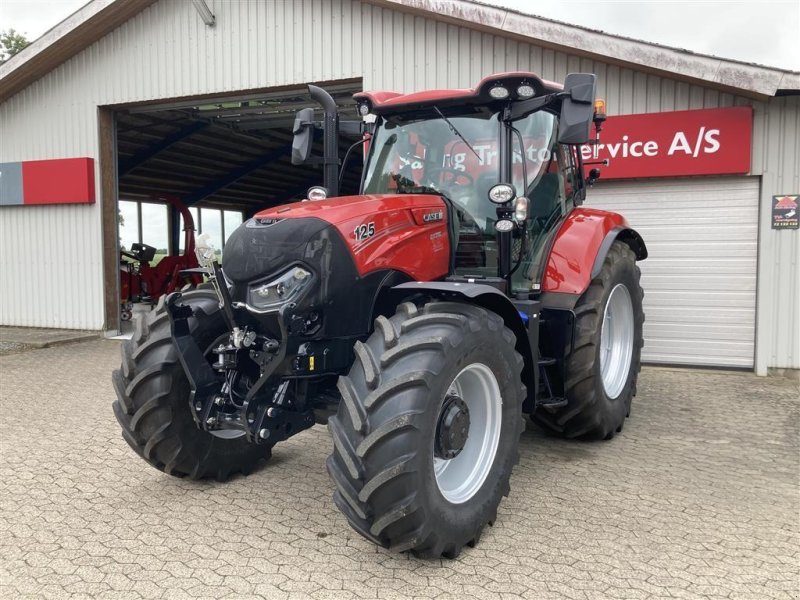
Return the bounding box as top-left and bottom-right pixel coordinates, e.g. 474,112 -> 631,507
586,176 -> 759,368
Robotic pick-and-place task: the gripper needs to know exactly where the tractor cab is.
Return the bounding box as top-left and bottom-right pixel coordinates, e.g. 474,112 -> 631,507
359,97 -> 563,292
292,72 -> 602,295
354,73 -> 601,295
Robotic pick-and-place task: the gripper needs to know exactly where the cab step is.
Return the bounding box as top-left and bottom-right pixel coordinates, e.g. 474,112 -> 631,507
536,396 -> 568,411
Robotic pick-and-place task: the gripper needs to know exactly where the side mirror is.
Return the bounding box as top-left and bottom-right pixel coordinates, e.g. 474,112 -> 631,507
291,107 -> 315,165
557,73 -> 597,145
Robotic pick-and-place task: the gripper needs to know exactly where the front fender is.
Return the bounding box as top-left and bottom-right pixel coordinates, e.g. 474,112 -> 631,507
387,281 -> 538,409
543,208 -> 647,295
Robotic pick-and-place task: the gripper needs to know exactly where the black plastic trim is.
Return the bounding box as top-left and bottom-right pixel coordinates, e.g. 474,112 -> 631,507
590,226 -> 648,279
539,291 -> 581,311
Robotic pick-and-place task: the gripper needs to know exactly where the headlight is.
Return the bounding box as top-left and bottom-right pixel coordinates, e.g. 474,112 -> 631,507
249,266 -> 312,310
517,84 -> 535,98
306,186 -> 328,201
489,85 -> 509,99
495,219 -> 514,233
488,183 -> 516,204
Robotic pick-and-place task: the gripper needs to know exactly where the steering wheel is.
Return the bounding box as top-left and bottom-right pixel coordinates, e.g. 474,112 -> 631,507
425,168 -> 474,188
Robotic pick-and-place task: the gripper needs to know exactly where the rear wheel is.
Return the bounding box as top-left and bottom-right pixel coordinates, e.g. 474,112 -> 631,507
533,241 -> 644,439
327,301 -> 525,558
112,290 -> 271,480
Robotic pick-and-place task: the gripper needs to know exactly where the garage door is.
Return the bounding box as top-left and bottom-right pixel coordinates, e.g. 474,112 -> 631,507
585,176 -> 760,368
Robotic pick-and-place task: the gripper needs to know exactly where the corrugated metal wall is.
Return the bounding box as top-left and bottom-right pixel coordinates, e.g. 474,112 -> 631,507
753,98 -> 800,372
0,0 -> 797,369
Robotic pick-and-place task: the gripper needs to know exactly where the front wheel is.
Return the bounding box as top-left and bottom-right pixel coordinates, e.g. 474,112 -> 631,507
112,291 -> 271,480
326,301 -> 525,558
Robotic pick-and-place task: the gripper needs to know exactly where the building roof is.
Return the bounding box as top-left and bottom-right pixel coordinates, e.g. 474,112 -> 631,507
1,0 -> 798,103
370,0 -> 799,98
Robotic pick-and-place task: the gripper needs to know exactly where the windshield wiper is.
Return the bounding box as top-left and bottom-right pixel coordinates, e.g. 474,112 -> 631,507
433,106 -> 481,161
392,173 -> 449,198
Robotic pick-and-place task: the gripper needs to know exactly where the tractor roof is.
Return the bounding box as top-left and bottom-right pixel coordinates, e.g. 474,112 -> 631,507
354,72 -> 563,115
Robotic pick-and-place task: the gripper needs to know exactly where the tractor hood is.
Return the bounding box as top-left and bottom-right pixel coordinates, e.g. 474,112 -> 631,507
221,193 -> 452,340
224,193 -> 451,285
252,193 -> 445,227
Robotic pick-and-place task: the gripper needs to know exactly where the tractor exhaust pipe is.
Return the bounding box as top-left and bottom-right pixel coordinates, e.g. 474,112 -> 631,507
308,84 -> 340,197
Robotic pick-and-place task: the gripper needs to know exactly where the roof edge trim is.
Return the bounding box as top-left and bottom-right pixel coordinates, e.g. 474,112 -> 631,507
364,0 -> 799,98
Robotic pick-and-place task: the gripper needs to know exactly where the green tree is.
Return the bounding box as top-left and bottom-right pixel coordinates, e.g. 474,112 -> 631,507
0,29 -> 31,65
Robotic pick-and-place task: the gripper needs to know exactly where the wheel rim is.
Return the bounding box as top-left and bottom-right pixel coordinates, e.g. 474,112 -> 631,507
599,283 -> 635,399
433,363 -> 502,504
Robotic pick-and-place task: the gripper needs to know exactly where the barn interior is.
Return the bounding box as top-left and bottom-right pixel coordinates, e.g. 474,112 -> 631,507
113,80 -> 362,324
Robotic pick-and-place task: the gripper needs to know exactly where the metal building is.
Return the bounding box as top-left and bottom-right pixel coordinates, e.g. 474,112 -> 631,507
0,0 -> 797,374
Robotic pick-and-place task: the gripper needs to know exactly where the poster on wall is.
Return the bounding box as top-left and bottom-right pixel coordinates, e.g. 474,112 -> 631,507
771,195 -> 799,229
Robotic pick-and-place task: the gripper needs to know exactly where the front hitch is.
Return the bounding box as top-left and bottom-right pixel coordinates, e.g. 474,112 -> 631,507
166,294 -> 222,431
165,292 -> 314,445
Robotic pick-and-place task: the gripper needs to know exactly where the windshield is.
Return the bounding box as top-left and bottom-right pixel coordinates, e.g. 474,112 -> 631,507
362,109 -> 559,280
363,112 -> 502,226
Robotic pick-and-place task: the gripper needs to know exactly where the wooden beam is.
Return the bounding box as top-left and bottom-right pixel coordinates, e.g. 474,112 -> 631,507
98,106 -> 120,331
118,120 -> 208,176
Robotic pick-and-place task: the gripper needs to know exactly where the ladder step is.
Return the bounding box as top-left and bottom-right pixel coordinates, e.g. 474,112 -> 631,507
536,397 -> 568,410
538,357 -> 556,367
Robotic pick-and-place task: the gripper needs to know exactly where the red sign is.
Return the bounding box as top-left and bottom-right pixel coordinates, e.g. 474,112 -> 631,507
23,158 -> 95,205
582,106 -> 752,179
0,158 -> 95,206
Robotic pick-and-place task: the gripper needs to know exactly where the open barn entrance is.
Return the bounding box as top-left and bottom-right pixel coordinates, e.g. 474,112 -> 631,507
105,80 -> 362,331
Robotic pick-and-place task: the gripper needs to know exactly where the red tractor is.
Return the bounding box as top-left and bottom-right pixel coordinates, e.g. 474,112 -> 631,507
113,72 -> 646,558
119,194 -> 202,319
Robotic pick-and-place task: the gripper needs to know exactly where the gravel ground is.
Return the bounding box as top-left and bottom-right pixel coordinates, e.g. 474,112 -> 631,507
0,339 -> 797,600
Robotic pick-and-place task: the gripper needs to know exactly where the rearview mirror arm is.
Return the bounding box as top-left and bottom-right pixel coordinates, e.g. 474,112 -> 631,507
506,92 -> 567,122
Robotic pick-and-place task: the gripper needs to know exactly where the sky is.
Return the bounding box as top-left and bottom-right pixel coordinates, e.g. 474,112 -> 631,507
118,201 -> 243,251
1,0 -> 798,70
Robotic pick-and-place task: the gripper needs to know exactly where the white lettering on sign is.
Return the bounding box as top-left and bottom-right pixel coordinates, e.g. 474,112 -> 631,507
666,128 -> 722,157
667,131 -> 691,156
580,107 -> 752,179
581,127 -> 726,161
704,129 -> 720,153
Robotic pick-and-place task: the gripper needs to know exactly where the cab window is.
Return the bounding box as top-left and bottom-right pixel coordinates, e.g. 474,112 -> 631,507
510,114 -> 567,293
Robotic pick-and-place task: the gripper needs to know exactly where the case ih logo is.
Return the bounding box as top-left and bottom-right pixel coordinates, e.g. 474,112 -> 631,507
583,106 -> 753,180
423,210 -> 443,222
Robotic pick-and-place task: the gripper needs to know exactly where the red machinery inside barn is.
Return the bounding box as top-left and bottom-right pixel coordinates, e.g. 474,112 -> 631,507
119,195 -> 202,320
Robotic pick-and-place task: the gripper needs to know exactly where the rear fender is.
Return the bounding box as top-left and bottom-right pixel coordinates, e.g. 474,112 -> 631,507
591,227 -> 647,279
543,208 -> 647,295
387,282 -> 537,407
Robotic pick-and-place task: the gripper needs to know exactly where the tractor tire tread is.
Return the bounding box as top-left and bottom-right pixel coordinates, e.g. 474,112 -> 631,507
112,293 -> 271,480
532,241 -> 644,439
327,300 -> 525,558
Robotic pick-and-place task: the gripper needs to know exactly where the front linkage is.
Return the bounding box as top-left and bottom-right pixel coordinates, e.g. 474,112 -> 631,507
165,279 -> 316,446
